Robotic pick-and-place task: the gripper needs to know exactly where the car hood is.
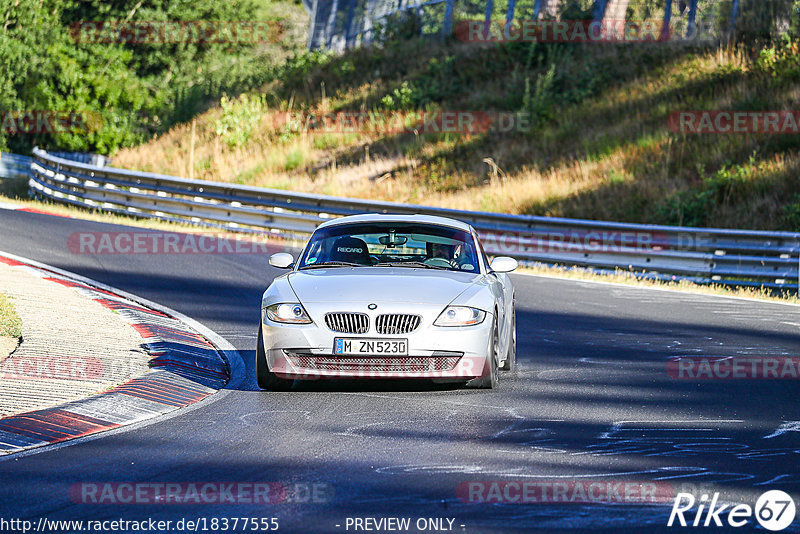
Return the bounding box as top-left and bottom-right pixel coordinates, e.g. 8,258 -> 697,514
287,267 -> 482,304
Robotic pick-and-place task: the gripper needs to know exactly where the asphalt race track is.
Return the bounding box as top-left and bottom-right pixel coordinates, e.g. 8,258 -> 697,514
1,208 -> 799,533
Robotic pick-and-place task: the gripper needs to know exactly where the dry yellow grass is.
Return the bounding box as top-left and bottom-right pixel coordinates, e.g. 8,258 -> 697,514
112,42 -> 800,230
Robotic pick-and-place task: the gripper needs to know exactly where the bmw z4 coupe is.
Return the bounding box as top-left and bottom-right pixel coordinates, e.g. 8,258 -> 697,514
257,214 -> 517,390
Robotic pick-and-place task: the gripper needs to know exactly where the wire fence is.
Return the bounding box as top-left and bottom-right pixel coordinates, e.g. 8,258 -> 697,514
0,153 -> 32,180
308,0 -> 798,50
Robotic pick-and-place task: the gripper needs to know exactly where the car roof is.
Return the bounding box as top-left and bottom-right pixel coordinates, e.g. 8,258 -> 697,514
316,213 -> 474,232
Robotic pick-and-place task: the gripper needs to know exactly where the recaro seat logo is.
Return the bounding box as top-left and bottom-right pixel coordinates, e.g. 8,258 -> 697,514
668,490 -> 796,531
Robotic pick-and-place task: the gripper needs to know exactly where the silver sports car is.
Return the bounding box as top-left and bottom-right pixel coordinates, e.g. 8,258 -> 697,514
257,214 -> 517,390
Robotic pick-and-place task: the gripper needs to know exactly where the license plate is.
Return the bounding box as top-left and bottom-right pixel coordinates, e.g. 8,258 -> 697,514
334,338 -> 408,356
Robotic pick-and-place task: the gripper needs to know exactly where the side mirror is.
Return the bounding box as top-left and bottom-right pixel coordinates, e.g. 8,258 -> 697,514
490,256 -> 518,273
269,252 -> 295,269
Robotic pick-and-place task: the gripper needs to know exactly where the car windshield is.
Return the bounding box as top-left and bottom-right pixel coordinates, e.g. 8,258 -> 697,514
298,222 -> 480,273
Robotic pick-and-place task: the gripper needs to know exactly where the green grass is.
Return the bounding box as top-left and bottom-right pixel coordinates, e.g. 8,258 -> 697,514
0,294 -> 22,338
284,148 -> 306,171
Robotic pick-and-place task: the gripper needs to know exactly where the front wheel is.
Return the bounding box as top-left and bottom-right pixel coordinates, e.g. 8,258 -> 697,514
468,319 -> 499,389
500,308 -> 516,374
256,327 -> 294,391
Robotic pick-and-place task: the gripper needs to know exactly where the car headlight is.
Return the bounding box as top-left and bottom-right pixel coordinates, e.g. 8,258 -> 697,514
434,306 -> 486,326
263,303 -> 312,324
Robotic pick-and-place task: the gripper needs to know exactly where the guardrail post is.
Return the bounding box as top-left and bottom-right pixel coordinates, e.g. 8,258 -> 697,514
592,0 -> 609,22
325,0 -> 341,49
363,0 -> 375,42
533,0 -> 543,19
686,0 -> 697,39
660,0 -> 672,41
483,0 -> 494,38
442,0 -> 454,40
345,0 -> 359,48
505,0 -> 517,34
728,0 -> 740,38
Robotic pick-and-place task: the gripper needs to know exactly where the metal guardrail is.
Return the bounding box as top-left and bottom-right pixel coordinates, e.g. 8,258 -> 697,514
308,0 -> 734,52
24,147 -> 800,290
46,151 -> 112,168
0,153 -> 32,179
309,0 -> 452,51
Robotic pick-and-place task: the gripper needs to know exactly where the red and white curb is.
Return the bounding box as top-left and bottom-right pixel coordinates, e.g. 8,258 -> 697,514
0,252 -> 233,455
0,200 -> 69,218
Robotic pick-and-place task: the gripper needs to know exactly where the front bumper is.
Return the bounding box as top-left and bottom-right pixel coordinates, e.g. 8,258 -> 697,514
261,303 -> 493,380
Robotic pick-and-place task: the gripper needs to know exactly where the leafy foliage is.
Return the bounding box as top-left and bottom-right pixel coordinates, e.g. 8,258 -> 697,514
0,293 -> 22,339
214,94 -> 266,149
0,0 -> 301,154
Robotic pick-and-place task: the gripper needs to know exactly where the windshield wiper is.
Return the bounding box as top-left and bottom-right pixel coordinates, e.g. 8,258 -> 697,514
376,261 -> 448,270
299,261 -> 365,270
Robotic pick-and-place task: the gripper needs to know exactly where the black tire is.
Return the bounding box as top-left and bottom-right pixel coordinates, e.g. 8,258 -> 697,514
500,308 -> 516,373
468,319 -> 499,389
256,327 -> 294,391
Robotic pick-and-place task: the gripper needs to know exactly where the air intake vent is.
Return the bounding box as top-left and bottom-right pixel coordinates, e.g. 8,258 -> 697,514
325,312 -> 369,334
376,314 -> 421,335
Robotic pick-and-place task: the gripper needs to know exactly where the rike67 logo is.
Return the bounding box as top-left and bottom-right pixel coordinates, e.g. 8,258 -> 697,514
668,490 -> 797,531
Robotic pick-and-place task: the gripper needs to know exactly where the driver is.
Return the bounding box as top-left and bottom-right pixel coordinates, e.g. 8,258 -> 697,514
430,243 -> 454,262
428,242 -> 463,267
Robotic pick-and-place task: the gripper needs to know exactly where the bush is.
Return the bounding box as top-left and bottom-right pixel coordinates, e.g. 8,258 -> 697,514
214,94 -> 266,149
1,0 -> 300,155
